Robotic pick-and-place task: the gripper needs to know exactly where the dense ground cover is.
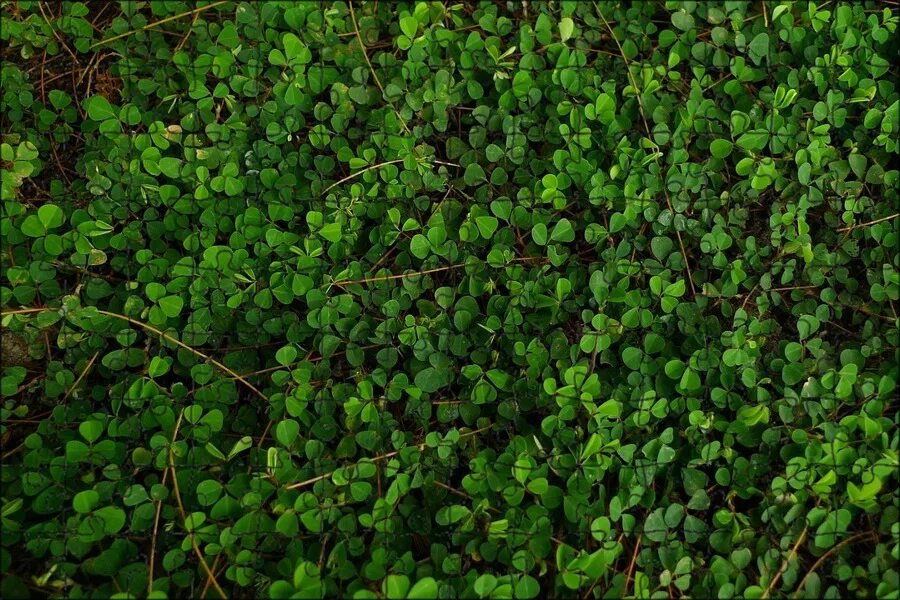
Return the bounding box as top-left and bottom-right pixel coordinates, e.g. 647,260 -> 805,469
1,1 -> 899,598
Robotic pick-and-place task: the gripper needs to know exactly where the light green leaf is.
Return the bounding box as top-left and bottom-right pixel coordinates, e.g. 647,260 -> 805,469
559,17 -> 575,42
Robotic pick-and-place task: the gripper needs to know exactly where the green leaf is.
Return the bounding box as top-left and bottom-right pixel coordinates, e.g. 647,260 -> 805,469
79,420 -> 104,443
158,296 -> 183,318
559,17 -> 575,42
532,222 -> 548,245
513,71 -> 533,98
643,509 -> 667,543
410,234 -> 431,258
95,506 -> 126,534
710,139 -> 733,159
474,574 -> 497,597
400,16 -> 418,39
476,216 -> 498,239
227,436 -> 253,461
550,218 -> 575,243
651,236 -> 674,260
814,509 -> 851,548
671,11 -> 695,31
464,163 -> 486,186
85,95 -> 117,121
748,33 -> 769,65
408,578 -> 439,599
415,367 -> 451,393
275,419 -> 300,447
384,574 -> 410,599
38,204 -> 65,230
282,32 -> 311,65
664,279 -> 686,298
594,94 -> 616,126
736,130 -> 769,151
319,222 -> 342,242
73,490 -> 100,513
276,345 -> 298,366
622,347 -> 643,370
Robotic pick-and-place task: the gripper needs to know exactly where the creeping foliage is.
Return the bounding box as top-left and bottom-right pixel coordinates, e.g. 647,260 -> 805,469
1,1 -> 899,599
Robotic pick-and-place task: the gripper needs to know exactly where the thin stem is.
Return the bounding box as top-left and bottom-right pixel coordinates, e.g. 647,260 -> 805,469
60,352 -> 100,404
332,257 -> 545,288
333,263 -> 466,287
838,212 -> 899,232
322,159 -> 404,195
90,0 -> 229,49
433,481 -> 501,514
148,409 -> 178,595
1,307 -> 269,403
347,1 -> 384,94
286,425 -> 493,490
792,531 -> 878,599
623,534 -> 643,597
594,3 -> 697,297
94,309 -> 269,402
168,409 -> 228,599
761,524 -> 809,599
37,2 -> 80,64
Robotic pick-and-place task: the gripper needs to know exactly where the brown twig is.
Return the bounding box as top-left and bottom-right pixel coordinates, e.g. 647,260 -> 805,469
761,524 -> 809,599
346,1 -> 411,135
148,408 -> 180,595
49,142 -> 72,185
1,442 -> 25,460
173,9 -> 202,53
347,1 -> 383,93
623,534 -> 642,597
584,533 -> 626,599
168,408 -> 228,599
37,2 -> 80,64
792,531 -> 878,598
76,49 -> 100,87
367,235 -> 404,271
200,554 -> 224,599
317,534 -> 331,570
93,309 -> 269,401
39,49 -> 47,103
849,303 -> 896,323
740,282 -> 760,312
59,351 -> 99,404
838,212 -> 899,232
333,263 -> 467,287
